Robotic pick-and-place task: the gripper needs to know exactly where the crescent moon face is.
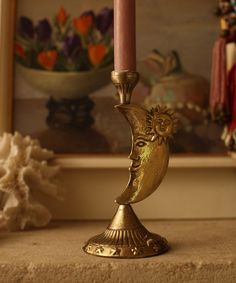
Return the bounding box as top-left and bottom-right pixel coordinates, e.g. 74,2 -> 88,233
115,104 -> 176,205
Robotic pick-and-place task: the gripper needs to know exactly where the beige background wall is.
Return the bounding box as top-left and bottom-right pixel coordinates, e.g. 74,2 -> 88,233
42,166 -> 236,220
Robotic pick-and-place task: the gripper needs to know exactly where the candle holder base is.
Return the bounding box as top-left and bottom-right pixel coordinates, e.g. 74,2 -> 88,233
83,205 -> 169,258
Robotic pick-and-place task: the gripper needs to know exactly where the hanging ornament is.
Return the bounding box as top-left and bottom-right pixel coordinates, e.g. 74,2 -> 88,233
210,37 -> 230,124
222,61 -> 236,150
210,0 -> 236,152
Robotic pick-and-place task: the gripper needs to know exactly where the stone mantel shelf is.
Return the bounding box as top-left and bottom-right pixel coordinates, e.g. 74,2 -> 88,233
0,220 -> 235,283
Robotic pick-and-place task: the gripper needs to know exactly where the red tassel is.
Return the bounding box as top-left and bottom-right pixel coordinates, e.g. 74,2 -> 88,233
222,63 -> 236,150
210,37 -> 229,123
227,64 -> 236,132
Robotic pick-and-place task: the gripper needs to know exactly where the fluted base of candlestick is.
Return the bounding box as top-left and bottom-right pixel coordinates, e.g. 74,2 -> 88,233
83,205 -> 169,258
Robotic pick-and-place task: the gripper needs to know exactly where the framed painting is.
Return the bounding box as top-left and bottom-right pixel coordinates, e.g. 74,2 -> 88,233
0,0 -> 234,168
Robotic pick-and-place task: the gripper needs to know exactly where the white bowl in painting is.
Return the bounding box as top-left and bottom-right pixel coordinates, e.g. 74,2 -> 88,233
16,64 -> 113,100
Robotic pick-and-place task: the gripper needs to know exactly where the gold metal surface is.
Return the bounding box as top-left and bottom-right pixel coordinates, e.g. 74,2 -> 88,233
116,104 -> 177,204
83,71 -> 176,258
111,70 -> 139,104
83,205 -> 168,258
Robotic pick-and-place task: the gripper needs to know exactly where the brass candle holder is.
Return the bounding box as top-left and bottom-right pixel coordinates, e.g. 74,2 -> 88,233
83,70 -> 177,258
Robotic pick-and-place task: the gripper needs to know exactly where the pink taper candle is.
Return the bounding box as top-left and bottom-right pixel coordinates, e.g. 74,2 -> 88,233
114,0 -> 136,71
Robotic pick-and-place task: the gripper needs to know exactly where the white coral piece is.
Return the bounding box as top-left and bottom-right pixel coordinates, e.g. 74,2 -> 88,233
0,132 -> 62,231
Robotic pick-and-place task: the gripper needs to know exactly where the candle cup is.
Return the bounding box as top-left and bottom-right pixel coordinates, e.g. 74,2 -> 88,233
111,70 -> 139,104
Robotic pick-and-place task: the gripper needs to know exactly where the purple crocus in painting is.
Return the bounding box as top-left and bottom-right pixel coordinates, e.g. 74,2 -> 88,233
63,34 -> 81,59
35,19 -> 52,42
81,10 -> 95,20
18,16 -> 34,39
96,8 -> 113,34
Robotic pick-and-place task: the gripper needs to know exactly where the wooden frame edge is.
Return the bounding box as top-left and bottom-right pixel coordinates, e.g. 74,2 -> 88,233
0,0 -> 15,133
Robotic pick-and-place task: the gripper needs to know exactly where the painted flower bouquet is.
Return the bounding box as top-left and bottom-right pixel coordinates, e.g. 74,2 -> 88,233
15,6 -> 114,72
15,7 -> 114,99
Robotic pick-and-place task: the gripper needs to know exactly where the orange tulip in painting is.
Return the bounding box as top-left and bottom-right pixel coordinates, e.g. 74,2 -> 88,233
88,44 -> 106,66
37,50 -> 58,70
56,6 -> 68,26
73,15 -> 93,35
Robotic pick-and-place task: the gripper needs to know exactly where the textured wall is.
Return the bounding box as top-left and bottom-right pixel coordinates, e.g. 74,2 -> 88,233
37,167 -> 236,220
